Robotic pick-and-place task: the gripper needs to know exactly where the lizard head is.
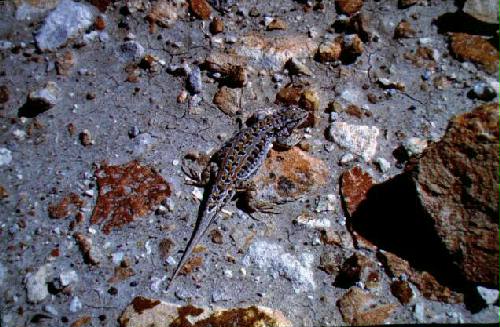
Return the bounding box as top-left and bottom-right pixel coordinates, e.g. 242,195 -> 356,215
277,106 -> 309,131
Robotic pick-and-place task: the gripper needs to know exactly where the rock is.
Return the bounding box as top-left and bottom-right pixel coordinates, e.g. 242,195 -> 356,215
390,280 -> 414,304
55,50 -> 75,76
120,41 -> 145,61
59,270 -> 78,287
469,82 -> 497,101
213,86 -> 241,116
340,166 -> 373,216
91,161 -> 171,234
267,18 -> 288,30
146,0 -> 180,29
335,253 -> 380,289
450,33 -> 498,73
79,129 -> 94,146
336,0 -> 363,15
374,157 -> 390,173
342,34 -> 364,62
0,148 -> 12,166
398,0 -> 418,8
209,17 -> 224,34
316,40 -> 342,62
25,81 -> 61,114
319,250 -> 344,275
477,286 -> 499,305
235,33 -> 318,71
25,264 -> 51,303
297,214 -> 332,229
74,232 -> 102,265
315,194 -> 337,213
463,0 -> 499,25
187,66 -> 203,94
243,240 -> 316,292
119,297 -> 292,327
128,126 -> 140,138
285,58 -> 313,76
36,0 -> 94,51
47,193 -> 84,219
15,0 -> 59,21
403,137 -> 427,157
69,296 -> 82,312
329,122 -> 379,161
337,287 -> 397,326
0,85 -> 9,104
244,147 -> 328,209
408,103 -> 499,287
377,78 -> 405,91
394,20 -> 415,39
189,0 -> 212,20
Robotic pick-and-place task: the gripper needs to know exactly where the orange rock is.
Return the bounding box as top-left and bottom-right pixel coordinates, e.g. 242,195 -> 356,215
189,0 -> 212,20
340,166 -> 373,216
336,0 -> 364,15
450,33 -> 498,73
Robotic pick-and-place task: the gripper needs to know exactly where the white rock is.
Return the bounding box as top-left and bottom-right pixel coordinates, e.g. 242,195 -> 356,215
340,153 -> 355,164
69,296 -> 82,312
414,302 -> 425,323
59,270 -> 78,287
36,0 -> 94,51
25,264 -> 51,303
0,41 -> 13,50
296,215 -> 331,229
403,137 -> 427,157
243,240 -> 316,292
477,286 -> 499,305
0,148 -> 12,166
463,0 -> 499,24
166,256 -> 177,265
111,252 -> 124,265
329,122 -> 379,161
27,81 -> 61,109
44,304 -> 59,316
374,157 -> 390,173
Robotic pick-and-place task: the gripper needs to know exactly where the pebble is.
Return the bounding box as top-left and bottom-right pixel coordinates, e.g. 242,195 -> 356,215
224,270 -> 233,278
112,252 -> 124,265
329,123 -> 380,162
187,66 -> 203,94
315,194 -> 336,213
403,137 -> 427,157
25,264 -> 51,303
36,0 -> 94,51
477,286 -> 499,305
470,83 -> 497,101
340,153 -> 355,164
414,302 -> 425,323
166,256 -> 177,265
59,270 -> 78,287
69,296 -> 82,312
374,157 -> 390,173
27,81 -> 61,111
120,41 -> 145,61
128,126 -> 140,138
44,304 -> 59,316
0,148 -> 12,166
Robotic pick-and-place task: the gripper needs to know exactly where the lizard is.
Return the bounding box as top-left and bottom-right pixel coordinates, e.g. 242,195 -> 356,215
166,106 -> 309,290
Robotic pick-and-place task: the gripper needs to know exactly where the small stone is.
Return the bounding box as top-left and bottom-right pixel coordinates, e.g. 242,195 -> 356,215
25,81 -> 61,114
469,83 -> 497,101
267,18 -> 288,30
297,214 -> 332,229
128,126 -> 140,138
0,85 -> 9,104
94,15 -> 106,30
213,86 -> 241,116
328,122 -> 379,161
79,129 -> 93,147
36,0 -> 94,51
377,78 -> 405,91
210,17 -> 224,34
0,148 -> 12,166
319,251 -> 344,275
316,40 -> 342,62
340,153 -> 355,164
120,41 -> 145,61
335,253 -> 379,289
187,66 -> 202,94
394,20 -> 415,39
315,194 -> 336,212
286,58 -> 313,76
390,280 -> 414,304
59,270 -> 78,287
146,0 -> 179,29
337,287 -> 397,325
209,229 -> 224,244
403,137 -> 427,157
25,264 -> 51,303
55,51 -> 75,76
44,304 -> 59,316
342,34 -> 364,62
477,286 -> 499,305
336,0 -> 363,15
177,90 -> 188,103
374,157 -> 390,173
69,296 -> 82,313
189,0 -> 212,20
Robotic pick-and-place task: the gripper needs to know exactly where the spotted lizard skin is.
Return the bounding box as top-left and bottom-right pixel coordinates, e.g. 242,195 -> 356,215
166,107 -> 308,290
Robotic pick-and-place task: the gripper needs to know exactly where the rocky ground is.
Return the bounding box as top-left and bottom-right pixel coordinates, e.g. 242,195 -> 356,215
0,0 -> 499,326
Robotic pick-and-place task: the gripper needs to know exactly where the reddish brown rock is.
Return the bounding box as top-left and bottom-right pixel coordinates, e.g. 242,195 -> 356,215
119,299 -> 292,327
94,15 -> 106,31
275,84 -> 320,127
390,280 -> 413,304
244,147 -> 328,210
408,103 -> 499,287
449,33 -> 498,73
108,266 -> 135,283
209,17 -> 224,34
336,253 -> 379,289
70,316 -> 92,327
55,50 -> 74,76
189,0 -> 212,20
316,40 -> 342,62
158,238 -> 174,259
146,0 -> 180,30
91,161 -> 171,234
90,0 -> 111,12
48,193 -> 84,219
336,0 -> 364,15
341,166 -> 374,216
267,18 -> 288,30
394,20 -> 415,39
337,287 -> 397,326
74,233 -> 101,265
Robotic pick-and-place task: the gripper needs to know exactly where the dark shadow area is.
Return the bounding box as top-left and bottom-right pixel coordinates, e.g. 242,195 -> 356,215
18,102 -> 45,118
435,12 -> 499,37
346,172 -> 465,291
